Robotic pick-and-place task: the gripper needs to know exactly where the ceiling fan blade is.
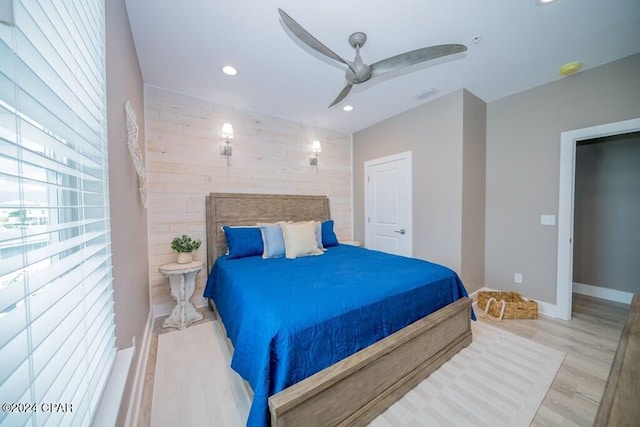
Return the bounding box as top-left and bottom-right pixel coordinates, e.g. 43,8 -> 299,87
370,44 -> 467,78
278,9 -> 348,66
328,84 -> 353,108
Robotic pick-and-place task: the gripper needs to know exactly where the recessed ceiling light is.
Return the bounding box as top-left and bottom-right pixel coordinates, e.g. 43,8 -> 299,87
222,65 -> 238,76
343,105 -> 354,112
536,0 -> 556,5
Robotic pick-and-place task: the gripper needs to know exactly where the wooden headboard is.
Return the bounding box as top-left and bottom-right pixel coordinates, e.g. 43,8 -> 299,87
205,193 -> 331,272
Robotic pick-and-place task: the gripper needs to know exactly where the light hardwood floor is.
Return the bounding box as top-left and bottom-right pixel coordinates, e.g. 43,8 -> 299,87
488,294 -> 629,426
138,294 -> 629,426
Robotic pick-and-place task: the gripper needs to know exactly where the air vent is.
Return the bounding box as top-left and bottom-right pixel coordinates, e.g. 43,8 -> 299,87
413,87 -> 437,100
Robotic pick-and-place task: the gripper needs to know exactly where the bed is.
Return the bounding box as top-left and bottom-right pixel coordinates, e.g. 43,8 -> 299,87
204,193 -> 473,427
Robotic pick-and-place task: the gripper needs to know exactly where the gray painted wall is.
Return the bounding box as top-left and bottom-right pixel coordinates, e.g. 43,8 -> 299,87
461,92 -> 487,292
106,0 -> 150,423
485,53 -> 640,304
353,89 -> 486,292
354,53 -> 640,304
574,133 -> 640,294
354,90 -> 462,270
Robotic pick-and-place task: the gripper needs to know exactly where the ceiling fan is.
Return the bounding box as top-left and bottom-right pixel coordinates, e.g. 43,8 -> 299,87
278,9 -> 467,108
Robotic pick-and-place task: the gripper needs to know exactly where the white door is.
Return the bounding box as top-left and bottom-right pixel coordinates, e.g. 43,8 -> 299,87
364,151 -> 412,256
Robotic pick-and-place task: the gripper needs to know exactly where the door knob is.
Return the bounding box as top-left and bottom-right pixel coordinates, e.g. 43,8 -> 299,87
394,229 -> 406,235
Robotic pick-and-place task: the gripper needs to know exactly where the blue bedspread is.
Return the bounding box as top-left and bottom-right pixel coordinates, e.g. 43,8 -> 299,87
203,244 -> 472,427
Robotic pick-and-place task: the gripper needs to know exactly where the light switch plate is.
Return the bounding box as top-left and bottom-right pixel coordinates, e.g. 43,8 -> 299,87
541,214 -> 556,226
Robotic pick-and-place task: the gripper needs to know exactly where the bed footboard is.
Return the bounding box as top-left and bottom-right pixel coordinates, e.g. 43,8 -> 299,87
268,296 -> 473,427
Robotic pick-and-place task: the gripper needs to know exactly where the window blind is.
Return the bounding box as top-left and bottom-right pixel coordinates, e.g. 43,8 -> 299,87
0,1 -> 115,426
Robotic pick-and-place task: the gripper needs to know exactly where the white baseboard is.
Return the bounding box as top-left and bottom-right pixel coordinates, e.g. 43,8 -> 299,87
573,282 -> 633,304
535,300 -> 557,318
473,283 -> 633,321
473,286 -> 558,318
152,293 -> 174,318
125,309 -> 154,427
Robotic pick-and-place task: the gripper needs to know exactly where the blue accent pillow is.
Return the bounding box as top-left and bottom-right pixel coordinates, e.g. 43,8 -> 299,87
321,220 -> 339,247
259,225 -> 286,259
223,226 -> 264,259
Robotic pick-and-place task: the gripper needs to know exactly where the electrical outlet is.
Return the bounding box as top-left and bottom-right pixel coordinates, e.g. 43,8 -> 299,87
514,273 -> 523,284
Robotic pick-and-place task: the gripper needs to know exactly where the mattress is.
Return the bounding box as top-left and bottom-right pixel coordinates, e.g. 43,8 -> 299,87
203,244 -> 472,427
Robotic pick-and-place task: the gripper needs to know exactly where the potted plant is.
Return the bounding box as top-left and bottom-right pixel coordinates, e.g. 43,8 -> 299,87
171,235 -> 202,264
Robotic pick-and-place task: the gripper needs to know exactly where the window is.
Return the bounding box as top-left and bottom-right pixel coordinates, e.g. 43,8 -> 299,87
0,1 -> 115,426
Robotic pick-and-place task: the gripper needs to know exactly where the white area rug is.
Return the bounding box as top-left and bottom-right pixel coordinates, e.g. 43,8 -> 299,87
370,321 -> 565,427
151,320 -> 564,426
151,321 -> 250,427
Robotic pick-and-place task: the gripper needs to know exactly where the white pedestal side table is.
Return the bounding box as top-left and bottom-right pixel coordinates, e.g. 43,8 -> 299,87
159,260 -> 204,330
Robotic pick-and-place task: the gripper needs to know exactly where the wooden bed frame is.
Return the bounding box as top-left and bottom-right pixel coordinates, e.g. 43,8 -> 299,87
205,192 -> 473,427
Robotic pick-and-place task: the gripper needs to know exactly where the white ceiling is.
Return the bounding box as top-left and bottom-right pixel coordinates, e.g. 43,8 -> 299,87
124,0 -> 640,133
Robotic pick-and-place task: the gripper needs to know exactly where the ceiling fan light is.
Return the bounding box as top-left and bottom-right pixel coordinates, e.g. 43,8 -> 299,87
279,9 -> 466,109
343,105 -> 354,112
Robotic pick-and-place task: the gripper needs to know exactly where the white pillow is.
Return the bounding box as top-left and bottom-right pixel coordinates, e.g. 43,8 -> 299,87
280,221 -> 324,259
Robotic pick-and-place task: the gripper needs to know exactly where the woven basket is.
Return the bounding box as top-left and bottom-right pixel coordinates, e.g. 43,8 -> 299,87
477,291 -> 538,320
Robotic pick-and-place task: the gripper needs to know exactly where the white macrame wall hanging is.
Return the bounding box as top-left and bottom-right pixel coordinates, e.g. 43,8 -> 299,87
125,101 -> 147,208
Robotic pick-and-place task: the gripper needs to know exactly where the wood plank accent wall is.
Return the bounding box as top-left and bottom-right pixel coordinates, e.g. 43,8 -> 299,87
144,87 -> 352,304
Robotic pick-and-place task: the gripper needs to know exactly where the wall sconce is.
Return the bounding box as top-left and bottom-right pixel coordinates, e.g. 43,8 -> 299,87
220,122 -> 234,165
309,140 -> 321,167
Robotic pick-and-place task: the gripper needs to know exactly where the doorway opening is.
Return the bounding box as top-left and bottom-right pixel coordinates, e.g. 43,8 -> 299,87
556,118 -> 640,320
